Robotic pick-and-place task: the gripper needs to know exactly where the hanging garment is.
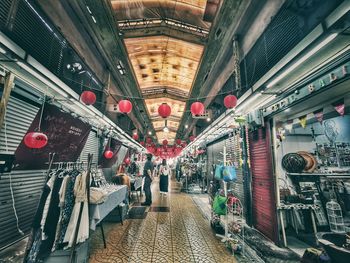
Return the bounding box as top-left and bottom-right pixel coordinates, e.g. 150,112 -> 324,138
38,175 -> 63,258
55,170 -> 79,248
25,229 -> 43,263
63,171 -> 89,248
52,175 -> 70,252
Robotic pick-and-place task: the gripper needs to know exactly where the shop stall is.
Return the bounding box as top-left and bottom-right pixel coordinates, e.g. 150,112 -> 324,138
263,60 -> 350,253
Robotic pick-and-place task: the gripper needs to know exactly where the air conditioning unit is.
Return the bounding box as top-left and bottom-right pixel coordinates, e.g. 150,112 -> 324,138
192,110 -> 211,119
107,104 -> 119,112
247,109 -> 263,127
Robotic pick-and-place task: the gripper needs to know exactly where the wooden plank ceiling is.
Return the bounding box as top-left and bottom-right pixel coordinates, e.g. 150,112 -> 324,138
110,0 -> 213,144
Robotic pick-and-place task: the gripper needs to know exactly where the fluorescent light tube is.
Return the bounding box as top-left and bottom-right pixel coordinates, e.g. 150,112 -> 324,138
17,61 -> 68,98
266,33 -> 338,88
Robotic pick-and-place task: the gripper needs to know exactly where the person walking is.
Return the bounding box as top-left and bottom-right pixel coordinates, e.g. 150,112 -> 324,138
159,159 -> 170,196
142,154 -> 154,206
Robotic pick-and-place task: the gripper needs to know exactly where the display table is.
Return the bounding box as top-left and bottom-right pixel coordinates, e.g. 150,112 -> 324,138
89,185 -> 127,231
278,203 -> 319,247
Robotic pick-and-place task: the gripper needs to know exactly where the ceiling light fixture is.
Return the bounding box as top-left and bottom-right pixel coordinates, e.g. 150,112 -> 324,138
185,124 -> 188,129
163,126 -> 169,133
148,131 -> 152,135
206,117 -> 211,122
266,33 -> 338,88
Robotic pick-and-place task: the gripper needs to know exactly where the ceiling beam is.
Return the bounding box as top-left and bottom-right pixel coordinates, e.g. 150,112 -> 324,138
121,24 -> 207,46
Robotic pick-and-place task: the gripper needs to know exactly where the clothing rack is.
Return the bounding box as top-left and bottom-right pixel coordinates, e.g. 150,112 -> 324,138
23,153 -> 94,263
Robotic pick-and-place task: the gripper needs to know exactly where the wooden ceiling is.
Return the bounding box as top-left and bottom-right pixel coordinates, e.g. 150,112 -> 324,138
110,0 -> 214,144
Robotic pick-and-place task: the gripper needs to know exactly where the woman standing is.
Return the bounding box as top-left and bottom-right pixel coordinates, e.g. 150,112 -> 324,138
159,159 -> 170,195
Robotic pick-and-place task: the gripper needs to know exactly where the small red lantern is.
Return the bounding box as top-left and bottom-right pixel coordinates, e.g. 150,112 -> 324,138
104,150 -> 113,159
189,135 -> 195,142
124,157 -> 131,165
146,137 -> 152,144
163,139 -> 168,146
24,132 -> 48,149
119,100 -> 132,114
158,103 -> 171,118
190,102 -> 204,116
140,141 -> 145,147
224,95 -> 238,109
132,133 -> 139,140
81,91 -> 96,105
176,139 -> 181,145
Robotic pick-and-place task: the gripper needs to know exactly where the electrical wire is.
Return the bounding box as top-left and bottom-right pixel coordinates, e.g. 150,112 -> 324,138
4,110 -> 24,236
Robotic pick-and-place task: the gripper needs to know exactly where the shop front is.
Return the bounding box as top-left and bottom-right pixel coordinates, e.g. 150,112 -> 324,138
265,60 -> 350,256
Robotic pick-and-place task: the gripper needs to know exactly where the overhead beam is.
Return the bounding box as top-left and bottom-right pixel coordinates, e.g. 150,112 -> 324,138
121,25 -> 207,45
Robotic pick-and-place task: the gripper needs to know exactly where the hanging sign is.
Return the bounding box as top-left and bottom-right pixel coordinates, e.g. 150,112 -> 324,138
332,99 -> 345,116
313,109 -> 324,124
15,104 -> 91,170
298,115 -> 307,128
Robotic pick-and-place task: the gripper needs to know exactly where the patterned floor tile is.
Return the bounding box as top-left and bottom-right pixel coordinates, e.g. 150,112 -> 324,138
89,179 -> 237,263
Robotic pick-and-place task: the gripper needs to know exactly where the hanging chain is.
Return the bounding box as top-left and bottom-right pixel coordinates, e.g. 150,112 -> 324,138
233,39 -> 241,95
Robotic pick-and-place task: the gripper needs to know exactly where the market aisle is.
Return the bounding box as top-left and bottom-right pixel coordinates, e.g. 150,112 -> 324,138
89,179 -> 237,263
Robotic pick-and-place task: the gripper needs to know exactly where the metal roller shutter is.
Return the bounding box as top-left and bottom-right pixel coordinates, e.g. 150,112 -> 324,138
79,130 -> 99,164
226,133 -> 245,212
248,124 -> 278,243
0,96 -> 47,249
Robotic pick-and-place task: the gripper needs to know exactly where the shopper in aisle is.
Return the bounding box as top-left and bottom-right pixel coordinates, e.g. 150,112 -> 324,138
142,154 -> 154,206
159,159 -> 170,195
127,157 -> 138,177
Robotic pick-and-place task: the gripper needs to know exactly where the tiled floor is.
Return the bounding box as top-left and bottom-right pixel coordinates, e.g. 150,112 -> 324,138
89,179 -> 237,263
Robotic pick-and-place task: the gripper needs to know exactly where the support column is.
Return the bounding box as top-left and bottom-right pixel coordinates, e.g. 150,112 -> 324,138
0,72 -> 14,132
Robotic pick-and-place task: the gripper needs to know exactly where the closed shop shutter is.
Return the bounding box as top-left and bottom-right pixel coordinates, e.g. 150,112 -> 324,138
79,130 -> 99,164
249,124 -> 278,242
226,133 -> 245,212
0,96 -> 47,249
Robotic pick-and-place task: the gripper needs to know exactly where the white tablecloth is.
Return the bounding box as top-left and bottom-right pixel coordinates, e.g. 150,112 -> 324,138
89,185 -> 127,230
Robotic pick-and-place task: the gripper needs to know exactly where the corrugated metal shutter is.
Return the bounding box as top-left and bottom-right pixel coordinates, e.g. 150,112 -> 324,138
226,133 -> 245,212
248,124 -> 278,243
0,96 -> 46,249
0,0 -> 11,30
0,96 -> 39,153
79,130 -> 99,164
207,139 -> 225,180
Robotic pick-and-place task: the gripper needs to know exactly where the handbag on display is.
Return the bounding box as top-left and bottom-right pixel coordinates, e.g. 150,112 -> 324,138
213,195 -> 227,215
214,164 -> 224,180
222,166 -> 237,182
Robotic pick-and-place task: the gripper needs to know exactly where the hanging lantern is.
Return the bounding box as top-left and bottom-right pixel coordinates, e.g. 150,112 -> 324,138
104,150 -> 113,159
189,135 -> 195,142
146,137 -> 152,144
140,141 -> 145,147
176,139 -> 181,145
224,95 -> 238,109
132,133 -> 139,140
24,132 -> 48,149
119,100 -> 132,114
190,102 -> 204,116
124,157 -> 131,165
158,103 -> 172,118
163,139 -> 168,146
81,91 -> 96,105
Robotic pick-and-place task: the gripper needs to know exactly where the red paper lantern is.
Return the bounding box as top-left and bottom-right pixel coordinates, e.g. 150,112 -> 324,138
176,139 -> 181,145
124,157 -> 131,165
189,135 -> 196,142
146,137 -> 152,144
119,100 -> 132,114
163,139 -> 168,146
190,102 -> 204,116
158,103 -> 172,118
24,132 -> 48,149
132,133 -> 139,140
104,150 -> 113,159
81,91 -> 96,105
224,95 -> 238,109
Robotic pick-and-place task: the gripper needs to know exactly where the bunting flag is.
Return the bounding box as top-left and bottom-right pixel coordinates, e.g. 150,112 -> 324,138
313,109 -> 324,124
299,115 -> 307,128
332,99 -> 345,116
